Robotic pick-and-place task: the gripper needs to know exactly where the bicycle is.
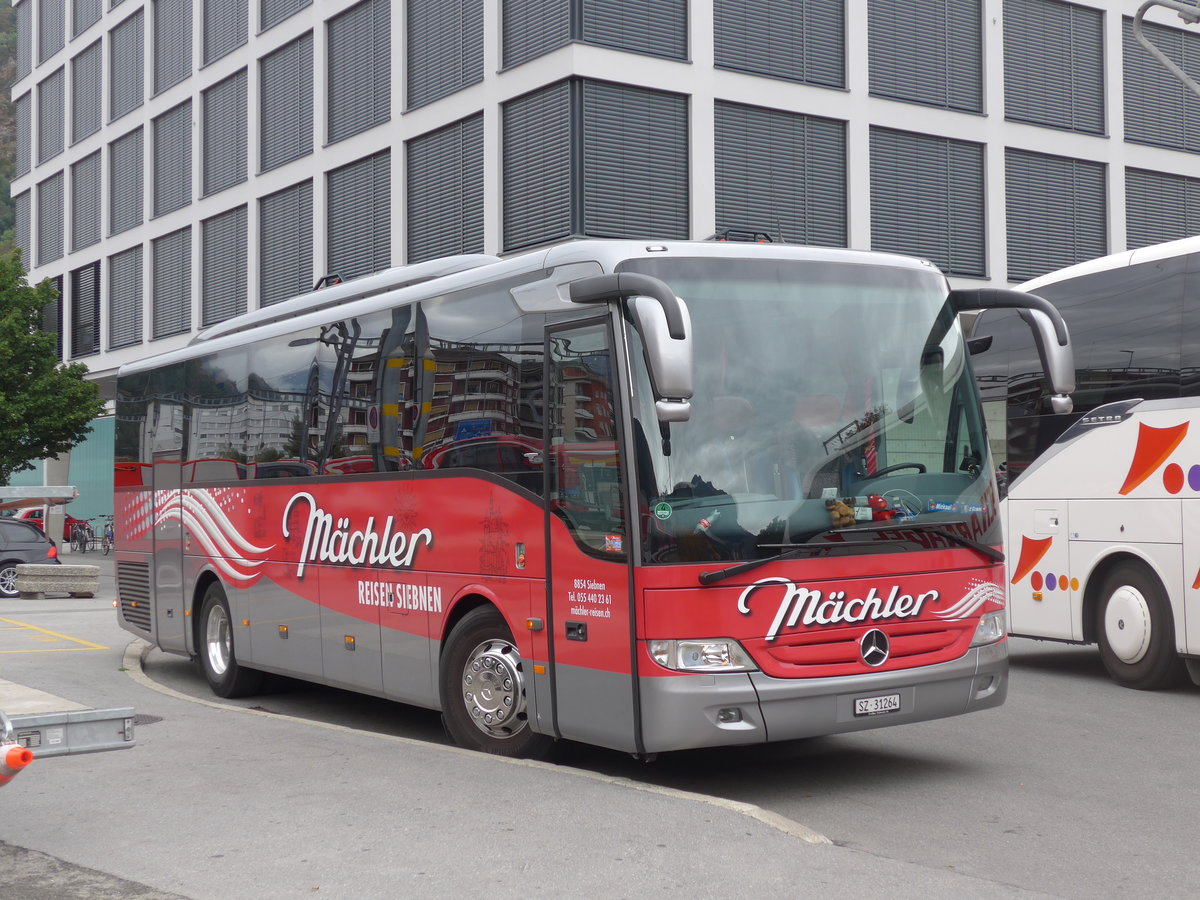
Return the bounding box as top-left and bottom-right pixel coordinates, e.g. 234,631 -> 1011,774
70,520 -> 96,554
101,516 -> 115,555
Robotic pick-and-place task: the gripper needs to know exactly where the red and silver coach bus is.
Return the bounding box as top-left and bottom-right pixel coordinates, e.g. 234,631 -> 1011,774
114,239 -> 1074,757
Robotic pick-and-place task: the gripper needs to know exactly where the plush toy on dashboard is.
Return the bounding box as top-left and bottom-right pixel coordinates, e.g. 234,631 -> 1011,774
868,494 -> 899,522
825,497 -> 856,528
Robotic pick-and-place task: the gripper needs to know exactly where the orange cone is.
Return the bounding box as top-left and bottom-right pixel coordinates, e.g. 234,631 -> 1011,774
0,742 -> 34,787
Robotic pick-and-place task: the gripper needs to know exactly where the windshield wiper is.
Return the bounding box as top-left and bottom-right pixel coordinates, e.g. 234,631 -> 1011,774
890,521 -> 1004,563
696,520 -> 1002,586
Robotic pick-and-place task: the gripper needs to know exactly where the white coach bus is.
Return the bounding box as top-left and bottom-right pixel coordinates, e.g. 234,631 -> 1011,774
973,235 -> 1200,690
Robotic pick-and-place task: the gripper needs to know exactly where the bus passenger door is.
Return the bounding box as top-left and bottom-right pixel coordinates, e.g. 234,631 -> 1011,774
152,445 -> 187,652
545,321 -> 640,753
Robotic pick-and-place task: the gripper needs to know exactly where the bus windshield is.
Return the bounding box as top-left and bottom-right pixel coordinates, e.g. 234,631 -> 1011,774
620,257 -> 998,564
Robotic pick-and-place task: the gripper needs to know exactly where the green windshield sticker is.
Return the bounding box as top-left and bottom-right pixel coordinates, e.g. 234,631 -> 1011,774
653,502 -> 672,520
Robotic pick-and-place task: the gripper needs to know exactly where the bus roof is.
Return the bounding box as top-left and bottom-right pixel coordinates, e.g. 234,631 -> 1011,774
1019,233 -> 1200,293
120,239 -> 941,377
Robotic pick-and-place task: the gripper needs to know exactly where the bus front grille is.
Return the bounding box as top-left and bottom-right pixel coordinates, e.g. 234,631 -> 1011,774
747,619 -> 976,678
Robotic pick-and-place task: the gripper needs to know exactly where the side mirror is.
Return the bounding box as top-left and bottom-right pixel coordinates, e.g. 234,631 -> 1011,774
950,287 -> 1075,414
570,273 -> 693,423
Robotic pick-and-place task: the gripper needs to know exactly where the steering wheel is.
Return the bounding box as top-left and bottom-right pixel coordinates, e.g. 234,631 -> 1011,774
870,462 -> 927,477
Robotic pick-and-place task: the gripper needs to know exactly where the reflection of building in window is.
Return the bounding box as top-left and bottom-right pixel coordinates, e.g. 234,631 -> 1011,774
555,355 -> 616,443
419,340 -> 544,454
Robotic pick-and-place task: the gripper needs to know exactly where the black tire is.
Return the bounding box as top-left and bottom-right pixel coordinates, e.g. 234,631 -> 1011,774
0,562 -> 19,599
1096,562 -> 1186,690
197,582 -> 264,698
439,607 -> 550,757
70,529 -> 82,554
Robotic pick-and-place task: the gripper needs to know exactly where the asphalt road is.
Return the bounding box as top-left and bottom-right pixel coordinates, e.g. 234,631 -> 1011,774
3,550 -> 1197,898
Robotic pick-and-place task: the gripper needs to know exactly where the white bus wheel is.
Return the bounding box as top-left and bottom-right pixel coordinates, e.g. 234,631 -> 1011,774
1096,563 -> 1185,691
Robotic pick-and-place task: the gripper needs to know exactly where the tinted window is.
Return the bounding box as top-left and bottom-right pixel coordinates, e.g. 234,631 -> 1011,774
317,277 -> 548,489
973,251 -> 1194,476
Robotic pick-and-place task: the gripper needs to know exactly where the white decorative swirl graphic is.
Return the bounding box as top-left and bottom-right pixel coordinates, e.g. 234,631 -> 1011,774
934,580 -> 1004,619
179,491 -> 273,557
152,488 -> 274,584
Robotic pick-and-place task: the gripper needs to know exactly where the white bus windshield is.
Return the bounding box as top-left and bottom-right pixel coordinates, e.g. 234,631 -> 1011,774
620,257 -> 998,564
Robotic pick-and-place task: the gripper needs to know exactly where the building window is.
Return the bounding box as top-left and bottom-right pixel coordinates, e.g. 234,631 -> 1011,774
261,0 -> 309,32
580,0 -> 687,59
70,261 -> 101,357
1005,148 -> 1106,282
38,67 -> 65,164
327,0 -> 390,144
202,69 -> 247,196
44,276 -> 63,359
37,172 -> 65,266
869,0 -> 981,112
15,92 -> 31,177
14,192 -> 32,269
154,0 -> 192,95
870,127 -> 985,278
501,0 -> 568,67
327,150 -> 390,281
260,32 -> 312,172
71,40 -> 101,143
715,101 -> 846,248
71,151 -> 101,251
152,227 -> 191,339
406,114 -> 484,263
110,127 -> 144,235
202,206 -> 247,326
16,0 -> 32,83
1123,16 -> 1200,154
714,0 -> 843,89
109,245 -> 143,349
502,79 -> 689,252
204,0 -> 248,65
40,0 -> 65,63
110,9 -> 144,122
259,179 -> 312,307
406,0 -> 483,109
73,0 -> 101,36
502,0 -> 687,69
153,101 -> 192,216
503,81 -> 571,250
1003,0 -> 1104,135
1126,168 -> 1200,250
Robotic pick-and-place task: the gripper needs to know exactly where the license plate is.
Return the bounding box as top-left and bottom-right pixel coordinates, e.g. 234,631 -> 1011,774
854,693 -> 901,717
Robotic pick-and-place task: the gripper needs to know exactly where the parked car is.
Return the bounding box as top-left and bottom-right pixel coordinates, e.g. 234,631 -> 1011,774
0,518 -> 60,598
13,507 -> 87,543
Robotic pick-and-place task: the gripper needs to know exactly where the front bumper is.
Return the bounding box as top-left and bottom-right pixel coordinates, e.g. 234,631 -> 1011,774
638,640 -> 1007,753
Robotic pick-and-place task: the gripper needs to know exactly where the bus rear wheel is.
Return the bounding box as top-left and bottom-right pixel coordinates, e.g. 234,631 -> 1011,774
1096,562 -> 1185,690
198,582 -> 264,698
440,607 -> 549,757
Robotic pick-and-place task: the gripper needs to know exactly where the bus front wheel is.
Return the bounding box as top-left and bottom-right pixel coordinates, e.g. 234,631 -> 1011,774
198,582 -> 264,698
1096,562 -> 1185,690
440,607 -> 550,757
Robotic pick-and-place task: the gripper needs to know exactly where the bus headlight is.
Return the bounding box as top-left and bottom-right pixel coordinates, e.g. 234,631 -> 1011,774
648,639 -> 759,672
970,610 -> 1007,646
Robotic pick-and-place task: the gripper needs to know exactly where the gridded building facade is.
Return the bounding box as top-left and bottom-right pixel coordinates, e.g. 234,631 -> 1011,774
12,0 -> 1200,395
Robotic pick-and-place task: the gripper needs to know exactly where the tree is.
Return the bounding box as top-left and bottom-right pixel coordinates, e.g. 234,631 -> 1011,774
0,253 -> 105,483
